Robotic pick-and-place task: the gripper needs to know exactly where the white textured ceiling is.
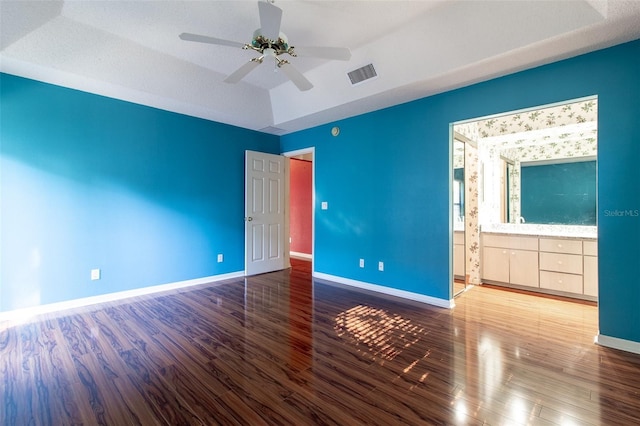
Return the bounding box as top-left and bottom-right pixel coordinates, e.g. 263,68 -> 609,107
1,1 -> 640,135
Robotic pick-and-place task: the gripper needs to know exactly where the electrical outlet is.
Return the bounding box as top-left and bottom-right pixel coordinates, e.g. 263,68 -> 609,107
359,258 -> 365,268
217,254 -> 224,263
91,269 -> 101,280
378,261 -> 384,271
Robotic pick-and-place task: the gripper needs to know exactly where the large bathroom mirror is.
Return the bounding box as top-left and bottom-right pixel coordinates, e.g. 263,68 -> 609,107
519,158 -> 596,225
479,98 -> 598,226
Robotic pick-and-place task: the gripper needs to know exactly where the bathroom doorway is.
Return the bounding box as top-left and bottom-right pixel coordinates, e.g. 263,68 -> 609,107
451,97 -> 598,303
284,148 -> 315,265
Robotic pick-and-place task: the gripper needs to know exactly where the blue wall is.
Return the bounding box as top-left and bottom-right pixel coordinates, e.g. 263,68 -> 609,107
281,39 -> 640,343
0,74 -> 279,311
2,40 -> 639,345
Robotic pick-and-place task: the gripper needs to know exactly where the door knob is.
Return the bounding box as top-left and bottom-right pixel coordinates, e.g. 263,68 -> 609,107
246,217 -> 253,221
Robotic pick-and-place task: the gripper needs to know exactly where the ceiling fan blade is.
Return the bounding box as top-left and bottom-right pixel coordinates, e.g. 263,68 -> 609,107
293,46 -> 352,61
224,59 -> 262,84
278,62 -> 313,91
258,1 -> 282,40
179,32 -> 245,49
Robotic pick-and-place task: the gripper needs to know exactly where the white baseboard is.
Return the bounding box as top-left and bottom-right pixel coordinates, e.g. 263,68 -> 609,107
313,272 -> 455,309
290,251 -> 312,260
0,271 -> 244,325
596,333 -> 640,355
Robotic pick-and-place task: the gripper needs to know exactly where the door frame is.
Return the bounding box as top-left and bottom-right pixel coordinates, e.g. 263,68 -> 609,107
450,96 -> 599,309
283,147 -> 315,272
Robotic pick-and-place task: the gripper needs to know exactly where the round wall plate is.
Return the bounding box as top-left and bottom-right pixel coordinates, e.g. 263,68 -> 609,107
331,126 -> 340,136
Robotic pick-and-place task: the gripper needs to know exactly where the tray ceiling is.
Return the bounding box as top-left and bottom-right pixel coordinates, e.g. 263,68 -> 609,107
2,1 -> 640,134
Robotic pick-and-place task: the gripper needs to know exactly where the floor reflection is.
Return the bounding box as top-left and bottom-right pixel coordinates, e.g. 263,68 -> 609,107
7,258 -> 630,424
244,267 -> 314,373
236,259 -> 635,424
305,257 -> 626,424
449,284 -> 604,424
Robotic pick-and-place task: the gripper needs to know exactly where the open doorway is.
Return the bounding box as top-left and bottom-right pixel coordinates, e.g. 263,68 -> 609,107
284,148 -> 314,265
451,97 -> 598,306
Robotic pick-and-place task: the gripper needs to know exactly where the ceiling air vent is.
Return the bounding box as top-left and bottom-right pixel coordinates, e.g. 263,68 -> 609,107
347,63 -> 377,85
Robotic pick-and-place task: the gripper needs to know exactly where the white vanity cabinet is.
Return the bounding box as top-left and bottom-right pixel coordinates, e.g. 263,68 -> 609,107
481,232 -> 598,300
453,231 -> 465,279
583,240 -> 598,297
481,234 -> 539,287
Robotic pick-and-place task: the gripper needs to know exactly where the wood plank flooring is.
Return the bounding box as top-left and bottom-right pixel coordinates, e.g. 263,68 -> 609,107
2,258 -> 640,425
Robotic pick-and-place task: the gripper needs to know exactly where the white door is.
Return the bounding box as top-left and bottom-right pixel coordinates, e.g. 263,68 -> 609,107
245,150 -> 287,275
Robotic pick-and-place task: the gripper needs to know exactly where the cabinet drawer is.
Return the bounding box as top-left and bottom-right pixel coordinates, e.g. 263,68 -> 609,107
539,238 -> 582,254
510,236 -> 539,251
583,240 -> 597,256
483,234 -> 538,251
540,271 -> 583,294
539,252 -> 582,274
482,234 -> 509,248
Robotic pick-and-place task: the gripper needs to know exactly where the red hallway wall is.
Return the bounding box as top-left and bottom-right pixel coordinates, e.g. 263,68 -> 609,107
290,158 -> 312,255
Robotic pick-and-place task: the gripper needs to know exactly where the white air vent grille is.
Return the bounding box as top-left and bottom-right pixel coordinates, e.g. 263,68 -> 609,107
348,64 -> 377,85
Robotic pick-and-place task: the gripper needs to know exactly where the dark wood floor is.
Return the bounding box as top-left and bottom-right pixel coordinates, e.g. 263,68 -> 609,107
2,258 -> 640,425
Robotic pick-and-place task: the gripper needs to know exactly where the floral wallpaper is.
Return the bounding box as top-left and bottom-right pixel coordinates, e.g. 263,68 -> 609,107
452,99 -> 598,290
500,138 -> 597,161
464,143 -> 480,285
453,124 -> 482,286
455,121 -> 482,142
475,99 -> 597,138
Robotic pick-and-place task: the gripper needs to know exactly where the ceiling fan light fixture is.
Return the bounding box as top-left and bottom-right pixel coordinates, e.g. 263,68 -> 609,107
251,30 -> 289,53
179,1 -> 350,91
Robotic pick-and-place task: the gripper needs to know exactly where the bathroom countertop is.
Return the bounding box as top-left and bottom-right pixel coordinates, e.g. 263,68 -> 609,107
481,223 -> 597,239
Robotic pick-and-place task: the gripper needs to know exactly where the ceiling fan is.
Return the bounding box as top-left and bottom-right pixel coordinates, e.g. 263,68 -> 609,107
179,0 -> 351,91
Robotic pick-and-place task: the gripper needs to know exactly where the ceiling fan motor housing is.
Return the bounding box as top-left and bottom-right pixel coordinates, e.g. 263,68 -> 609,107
251,29 -> 290,55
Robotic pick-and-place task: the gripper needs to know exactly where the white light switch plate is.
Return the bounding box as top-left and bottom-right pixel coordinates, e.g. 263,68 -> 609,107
321,201 -> 328,210
91,269 -> 101,280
